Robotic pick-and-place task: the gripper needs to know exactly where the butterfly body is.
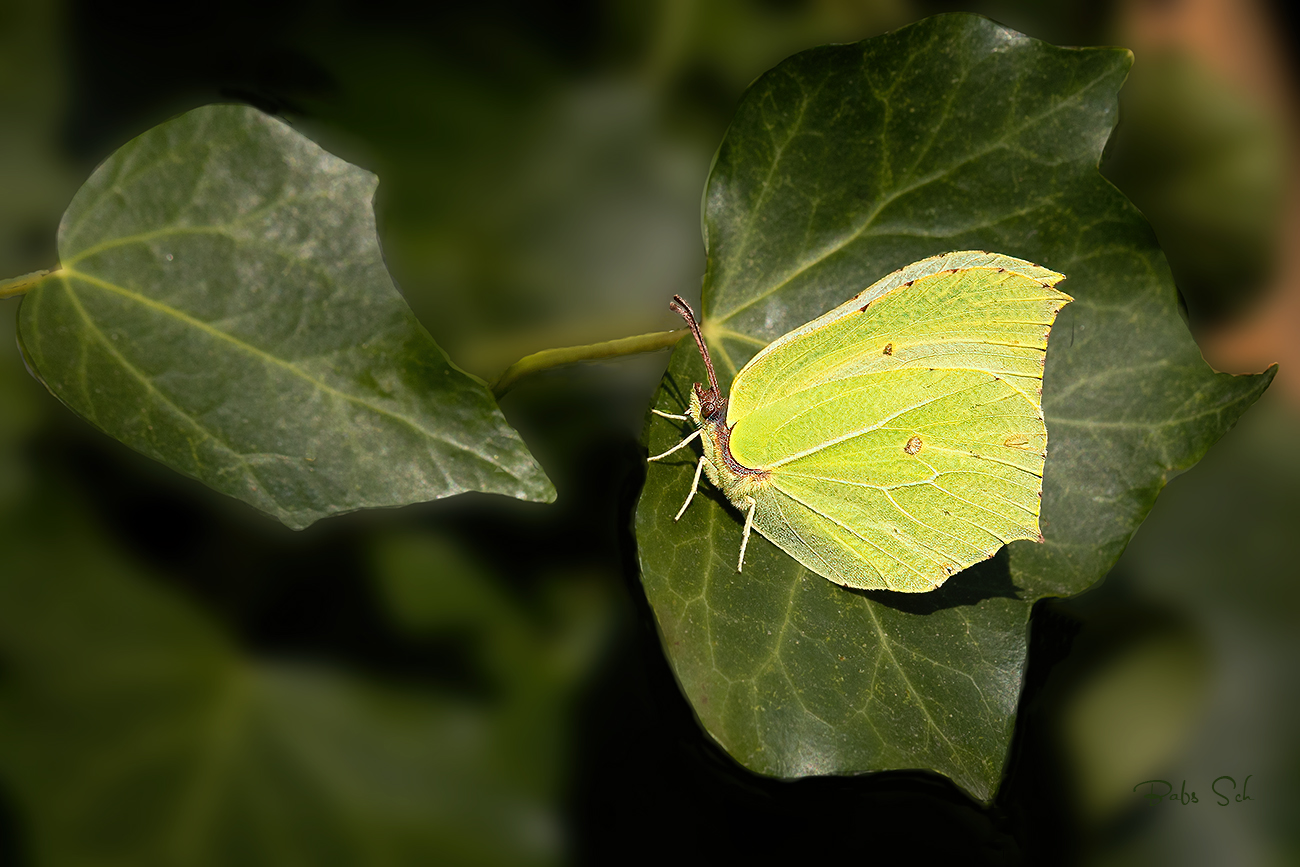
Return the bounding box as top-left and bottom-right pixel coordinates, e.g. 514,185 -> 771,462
654,251 -> 1072,593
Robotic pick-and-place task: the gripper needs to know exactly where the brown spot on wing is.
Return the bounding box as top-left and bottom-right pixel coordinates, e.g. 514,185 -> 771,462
883,342 -> 893,356
904,435 -> 922,455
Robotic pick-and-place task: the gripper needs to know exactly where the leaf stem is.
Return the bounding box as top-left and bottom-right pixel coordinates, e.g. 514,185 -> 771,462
0,268 -> 58,299
491,329 -> 688,397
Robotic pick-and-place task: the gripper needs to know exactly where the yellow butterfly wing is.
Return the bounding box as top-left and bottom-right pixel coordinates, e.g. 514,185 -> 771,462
725,251 -> 1071,591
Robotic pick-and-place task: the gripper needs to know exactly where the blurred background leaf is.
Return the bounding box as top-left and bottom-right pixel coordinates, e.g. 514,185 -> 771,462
0,493 -> 592,866
3,0 -> 1300,863
1091,391 -> 1300,865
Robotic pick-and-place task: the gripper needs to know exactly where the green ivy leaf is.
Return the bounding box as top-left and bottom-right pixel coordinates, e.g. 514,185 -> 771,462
636,14 -> 1273,801
16,104 -> 555,529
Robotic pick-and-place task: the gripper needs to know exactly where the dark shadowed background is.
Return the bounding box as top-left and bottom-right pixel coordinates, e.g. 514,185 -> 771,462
1,0 -> 1297,864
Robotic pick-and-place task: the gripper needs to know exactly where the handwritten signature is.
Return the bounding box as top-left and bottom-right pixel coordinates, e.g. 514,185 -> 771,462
1133,776 -> 1254,806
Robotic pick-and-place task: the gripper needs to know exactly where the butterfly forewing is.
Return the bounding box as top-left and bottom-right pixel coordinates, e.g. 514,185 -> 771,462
726,256 -> 1068,428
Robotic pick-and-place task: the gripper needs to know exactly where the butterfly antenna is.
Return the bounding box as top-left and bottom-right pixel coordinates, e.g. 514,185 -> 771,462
669,295 -> 720,396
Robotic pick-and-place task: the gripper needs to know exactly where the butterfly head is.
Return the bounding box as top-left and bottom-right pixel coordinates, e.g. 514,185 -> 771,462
692,381 -> 725,422
687,381 -> 726,427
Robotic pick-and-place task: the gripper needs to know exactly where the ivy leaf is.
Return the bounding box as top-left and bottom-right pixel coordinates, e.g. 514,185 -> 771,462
635,14 -> 1273,801
16,104 -> 554,529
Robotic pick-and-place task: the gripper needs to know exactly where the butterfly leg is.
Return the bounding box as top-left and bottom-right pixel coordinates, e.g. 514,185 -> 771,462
647,427 -> 701,462
737,496 -> 757,572
673,456 -> 708,521
651,408 -> 689,421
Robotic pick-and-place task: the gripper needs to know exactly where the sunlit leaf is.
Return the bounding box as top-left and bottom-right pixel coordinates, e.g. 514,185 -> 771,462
16,104 -> 555,529
635,14 -> 1273,800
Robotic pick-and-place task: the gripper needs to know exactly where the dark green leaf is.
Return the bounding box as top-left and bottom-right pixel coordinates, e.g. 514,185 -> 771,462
636,14 -> 1273,800
0,506 -> 576,867
16,104 -> 555,529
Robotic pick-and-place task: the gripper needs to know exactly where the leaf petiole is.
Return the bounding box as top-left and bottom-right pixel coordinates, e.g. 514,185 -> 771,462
491,328 -> 688,397
0,269 -> 59,299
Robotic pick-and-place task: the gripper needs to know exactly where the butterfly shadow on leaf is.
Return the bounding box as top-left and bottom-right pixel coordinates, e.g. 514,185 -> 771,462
856,548 -> 1022,615
658,370 -> 695,411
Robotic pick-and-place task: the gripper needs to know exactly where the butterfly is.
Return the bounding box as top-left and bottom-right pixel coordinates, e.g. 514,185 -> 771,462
648,251 -> 1072,592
